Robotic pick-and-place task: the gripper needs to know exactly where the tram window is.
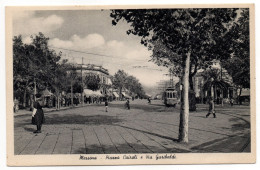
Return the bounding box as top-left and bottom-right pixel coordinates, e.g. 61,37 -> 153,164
170,93 -> 173,98
173,93 -> 175,98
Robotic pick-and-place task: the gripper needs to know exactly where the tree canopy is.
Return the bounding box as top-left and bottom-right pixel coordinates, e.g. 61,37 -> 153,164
111,8 -> 239,143
112,70 -> 145,99
84,73 -> 101,91
13,33 -> 62,102
221,9 -> 250,89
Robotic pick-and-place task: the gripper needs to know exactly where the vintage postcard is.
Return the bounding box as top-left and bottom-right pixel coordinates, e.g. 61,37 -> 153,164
6,4 -> 255,166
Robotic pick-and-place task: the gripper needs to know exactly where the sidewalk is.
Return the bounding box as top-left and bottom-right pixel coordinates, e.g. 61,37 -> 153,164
14,103 -> 98,116
13,100 -> 251,154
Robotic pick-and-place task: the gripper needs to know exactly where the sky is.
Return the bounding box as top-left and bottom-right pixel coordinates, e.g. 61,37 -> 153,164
12,9 -> 171,93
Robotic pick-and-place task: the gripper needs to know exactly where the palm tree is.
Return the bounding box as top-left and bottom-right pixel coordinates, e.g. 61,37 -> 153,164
202,68 -> 230,106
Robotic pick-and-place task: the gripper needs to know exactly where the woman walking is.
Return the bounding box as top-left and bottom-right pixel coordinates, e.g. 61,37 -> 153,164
32,94 -> 45,133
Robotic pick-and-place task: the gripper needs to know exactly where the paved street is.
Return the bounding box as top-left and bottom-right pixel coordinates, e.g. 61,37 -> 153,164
14,99 -> 251,155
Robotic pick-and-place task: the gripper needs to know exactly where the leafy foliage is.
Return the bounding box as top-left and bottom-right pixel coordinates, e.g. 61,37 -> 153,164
222,9 -> 250,88
84,73 -> 101,91
202,68 -> 230,92
112,70 -> 145,98
13,33 -> 63,105
111,8 -> 238,143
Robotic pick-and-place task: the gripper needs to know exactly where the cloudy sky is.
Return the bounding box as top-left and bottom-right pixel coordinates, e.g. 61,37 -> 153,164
13,9 -> 172,93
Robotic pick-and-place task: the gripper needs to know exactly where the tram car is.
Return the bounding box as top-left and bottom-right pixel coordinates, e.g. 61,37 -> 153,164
163,87 -> 179,107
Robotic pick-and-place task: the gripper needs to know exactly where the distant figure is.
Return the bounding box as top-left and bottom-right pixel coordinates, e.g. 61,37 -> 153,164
229,97 -> 234,106
126,99 -> 130,110
32,94 -> 45,133
147,97 -> 151,104
105,98 -> 108,112
206,97 -> 216,118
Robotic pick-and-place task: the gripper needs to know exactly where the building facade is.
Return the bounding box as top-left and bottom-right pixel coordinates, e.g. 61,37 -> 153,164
74,64 -> 112,96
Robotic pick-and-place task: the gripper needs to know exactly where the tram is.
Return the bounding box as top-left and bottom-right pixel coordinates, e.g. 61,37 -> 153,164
163,87 -> 179,107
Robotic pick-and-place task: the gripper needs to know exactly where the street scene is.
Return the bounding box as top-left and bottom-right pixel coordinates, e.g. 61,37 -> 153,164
12,8 -> 251,155
14,100 -> 250,154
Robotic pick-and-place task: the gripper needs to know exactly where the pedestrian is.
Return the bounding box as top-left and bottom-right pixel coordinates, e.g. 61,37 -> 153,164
126,99 -> 130,110
147,97 -> 151,104
206,96 -> 216,118
32,94 -> 45,133
230,97 -> 234,106
105,98 -> 108,112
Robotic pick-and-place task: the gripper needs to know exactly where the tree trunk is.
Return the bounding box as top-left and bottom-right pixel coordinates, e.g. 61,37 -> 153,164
211,85 -> 215,111
57,93 -> 60,110
30,94 -> 34,111
189,72 -> 194,91
221,90 -> 224,107
119,87 -> 122,100
239,88 -> 242,105
23,89 -> 27,108
71,82 -> 74,107
178,52 -> 190,143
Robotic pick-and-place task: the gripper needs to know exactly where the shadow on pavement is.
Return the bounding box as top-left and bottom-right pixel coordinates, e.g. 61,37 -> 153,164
109,103 -> 177,113
190,134 -> 251,153
24,127 -> 36,132
45,114 -> 123,125
115,124 -> 179,142
14,114 -> 123,128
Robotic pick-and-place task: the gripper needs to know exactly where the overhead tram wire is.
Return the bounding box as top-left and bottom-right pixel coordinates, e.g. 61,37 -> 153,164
49,45 -> 166,72
49,45 -> 148,62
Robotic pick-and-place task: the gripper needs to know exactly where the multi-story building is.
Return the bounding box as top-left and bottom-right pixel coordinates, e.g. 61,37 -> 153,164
73,64 -> 112,96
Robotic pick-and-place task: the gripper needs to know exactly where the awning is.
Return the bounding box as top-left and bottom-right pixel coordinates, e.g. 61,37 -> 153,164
84,89 -> 103,97
113,92 -> 119,97
94,90 -> 103,97
105,91 -> 112,96
240,88 -> 250,96
41,89 -> 53,96
122,92 -> 131,99
84,89 -> 95,97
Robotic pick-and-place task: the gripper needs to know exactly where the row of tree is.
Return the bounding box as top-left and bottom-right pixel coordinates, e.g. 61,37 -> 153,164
13,33 -> 146,109
111,8 -> 250,143
112,70 -> 146,99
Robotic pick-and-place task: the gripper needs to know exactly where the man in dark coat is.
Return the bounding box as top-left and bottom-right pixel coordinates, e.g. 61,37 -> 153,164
32,95 -> 45,133
126,99 -> 130,110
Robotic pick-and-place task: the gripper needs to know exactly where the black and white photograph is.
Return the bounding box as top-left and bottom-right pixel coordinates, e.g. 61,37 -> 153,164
6,4 -> 255,165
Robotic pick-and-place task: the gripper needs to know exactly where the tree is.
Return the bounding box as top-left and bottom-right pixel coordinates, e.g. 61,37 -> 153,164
111,9 -> 238,143
125,75 -> 146,98
202,68 -> 230,107
222,9 -> 250,97
13,33 -> 62,108
112,70 -> 128,100
84,73 -> 101,91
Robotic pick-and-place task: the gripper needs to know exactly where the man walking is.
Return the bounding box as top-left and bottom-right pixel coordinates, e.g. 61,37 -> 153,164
126,99 -> 130,110
206,97 -> 216,118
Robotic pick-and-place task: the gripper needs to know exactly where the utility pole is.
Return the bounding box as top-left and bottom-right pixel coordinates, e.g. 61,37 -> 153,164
81,57 -> 84,107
